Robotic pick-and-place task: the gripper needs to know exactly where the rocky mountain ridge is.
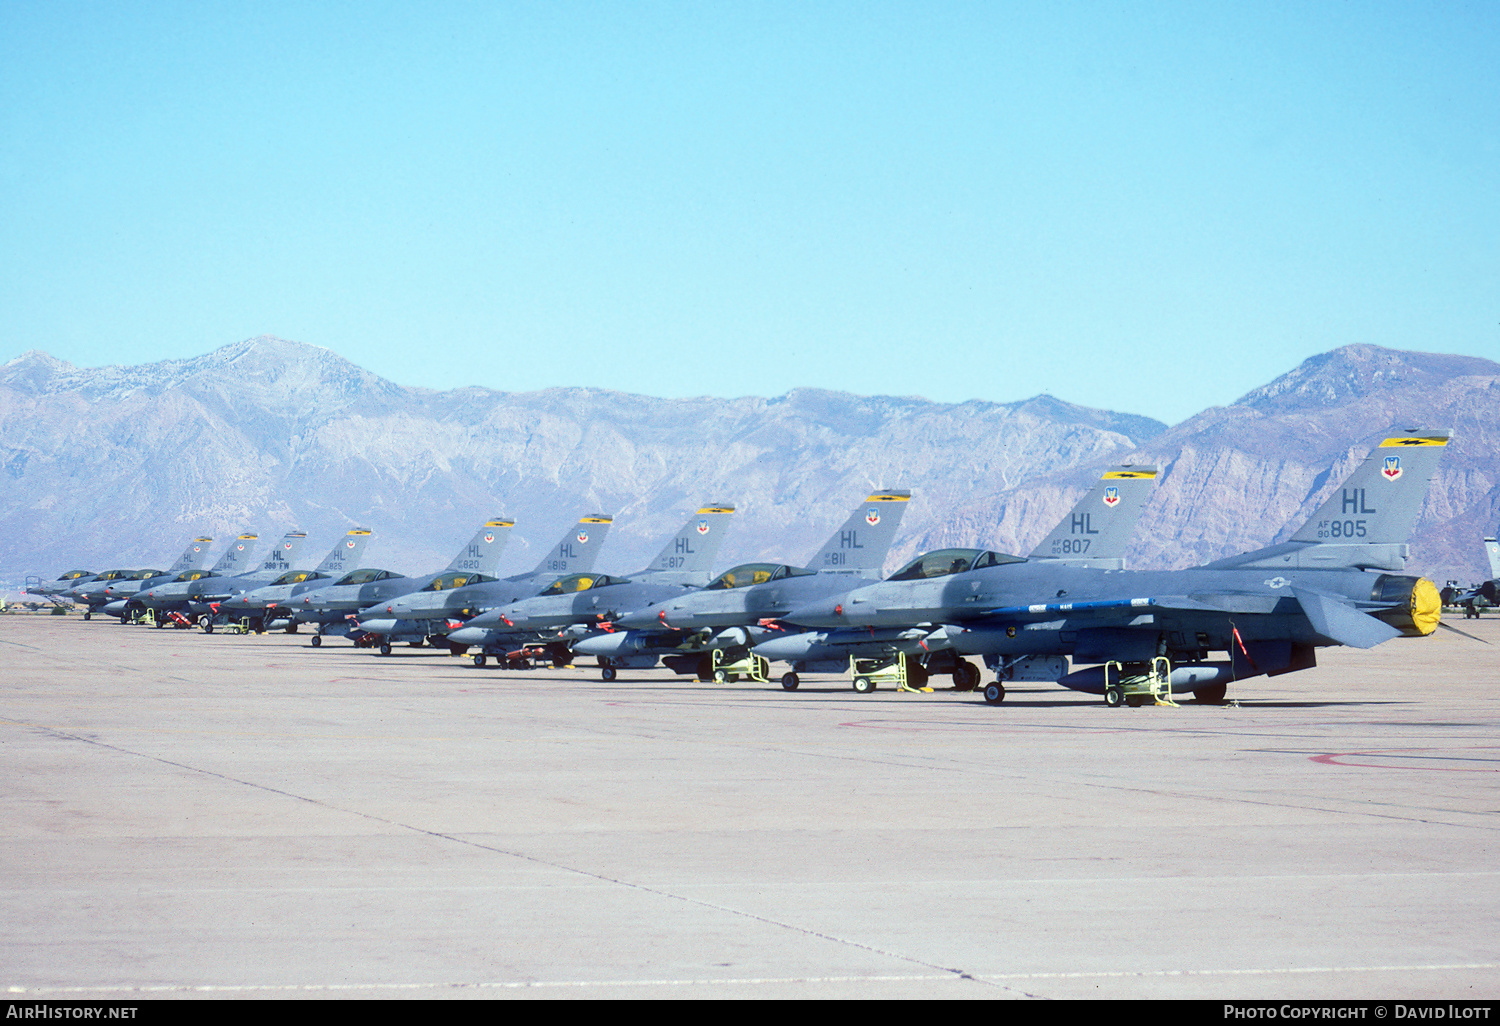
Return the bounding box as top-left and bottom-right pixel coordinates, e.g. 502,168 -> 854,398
3,338 -> 1496,588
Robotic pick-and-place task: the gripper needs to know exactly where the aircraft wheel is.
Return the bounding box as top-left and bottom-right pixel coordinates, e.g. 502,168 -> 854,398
379,642 -> 392,656
552,653 -> 570,668
601,666 -> 617,682
952,661 -> 980,691
1191,684 -> 1228,704
1125,695 -> 1145,707
250,618 -> 264,634
202,619 -> 215,634
1104,688 -> 1124,708
781,672 -> 800,691
285,623 -> 298,634
852,676 -> 876,694
713,669 -> 729,684
696,655 -> 714,681
472,654 -> 486,668
311,635 -> 322,647
984,682 -> 1006,705
83,611 -> 91,621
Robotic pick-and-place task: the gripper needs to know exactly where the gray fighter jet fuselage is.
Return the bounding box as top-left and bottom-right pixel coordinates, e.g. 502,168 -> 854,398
214,528 -> 374,631
353,515 -> 615,650
752,464 -> 1161,689
295,519 -> 514,645
571,490 -> 913,680
446,504 -> 735,668
776,430 -> 1451,704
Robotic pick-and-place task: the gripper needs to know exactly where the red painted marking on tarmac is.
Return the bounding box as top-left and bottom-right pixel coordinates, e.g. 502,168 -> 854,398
1310,748 -> 1500,772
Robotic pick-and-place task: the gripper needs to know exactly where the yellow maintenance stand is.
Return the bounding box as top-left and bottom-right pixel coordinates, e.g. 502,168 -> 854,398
849,652 -> 934,694
1102,657 -> 1179,708
710,647 -> 770,684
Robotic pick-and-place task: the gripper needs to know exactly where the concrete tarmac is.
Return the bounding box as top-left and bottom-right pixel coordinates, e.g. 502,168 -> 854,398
2,614 -> 1497,1000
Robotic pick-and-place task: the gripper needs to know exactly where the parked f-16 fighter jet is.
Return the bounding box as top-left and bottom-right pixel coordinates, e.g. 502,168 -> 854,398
113,532 -> 261,623
24,569 -> 96,604
752,466 -> 1159,691
446,504 -> 735,673
1440,536 -> 1500,619
353,515 -> 614,656
76,537 -> 215,619
295,519 -> 514,647
571,490 -> 911,683
212,528 -> 374,632
136,531 -> 309,625
784,429 -> 1455,706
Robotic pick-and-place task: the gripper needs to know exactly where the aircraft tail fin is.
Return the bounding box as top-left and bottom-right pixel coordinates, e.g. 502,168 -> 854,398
1213,428 -> 1451,572
639,504 -> 735,582
531,515 -> 613,577
1029,466 -> 1158,568
445,519 -> 514,575
1485,537 -> 1500,581
212,532 -> 259,573
167,537 -> 215,575
258,531 -> 309,574
806,490 -> 911,576
314,528 -> 373,576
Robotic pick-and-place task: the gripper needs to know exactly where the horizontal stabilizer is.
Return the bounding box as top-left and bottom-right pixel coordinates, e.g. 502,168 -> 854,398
1294,588 -> 1401,649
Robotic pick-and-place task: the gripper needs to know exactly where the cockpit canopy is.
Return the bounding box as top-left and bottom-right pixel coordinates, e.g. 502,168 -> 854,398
422,572 -> 497,592
130,568 -> 165,580
704,563 -> 816,590
539,573 -> 628,596
271,570 -> 328,586
172,570 -> 217,582
333,568 -> 403,586
886,548 -> 1023,582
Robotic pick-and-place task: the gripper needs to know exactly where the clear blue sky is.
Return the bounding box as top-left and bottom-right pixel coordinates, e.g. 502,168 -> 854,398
3,1 -> 1496,425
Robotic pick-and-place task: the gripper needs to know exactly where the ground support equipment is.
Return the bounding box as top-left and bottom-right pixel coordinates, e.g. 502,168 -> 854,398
1102,657 -> 1179,708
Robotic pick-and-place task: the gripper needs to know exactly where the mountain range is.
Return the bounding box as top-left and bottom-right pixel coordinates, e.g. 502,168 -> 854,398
3,337 -> 1497,589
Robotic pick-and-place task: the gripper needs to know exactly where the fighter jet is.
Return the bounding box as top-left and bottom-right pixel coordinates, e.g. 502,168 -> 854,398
571,490 -> 912,683
136,531 -> 311,625
1440,536 -> 1500,619
213,528 -> 374,632
353,515 -> 614,656
76,536 -> 215,619
24,569 -> 96,604
113,532 -> 261,623
752,466 -> 1158,690
783,429 -> 1453,706
446,504 -> 735,672
295,519 -> 514,647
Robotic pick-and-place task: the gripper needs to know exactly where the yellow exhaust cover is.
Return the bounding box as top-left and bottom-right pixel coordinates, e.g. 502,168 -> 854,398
1410,578 -> 1441,636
